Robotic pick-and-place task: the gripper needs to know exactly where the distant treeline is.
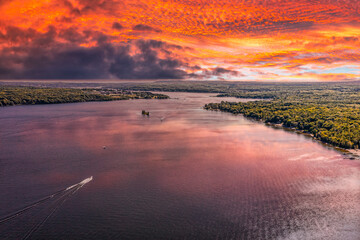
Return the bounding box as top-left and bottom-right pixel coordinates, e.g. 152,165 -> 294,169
0,87 -> 169,107
115,81 -> 360,103
94,89 -> 169,100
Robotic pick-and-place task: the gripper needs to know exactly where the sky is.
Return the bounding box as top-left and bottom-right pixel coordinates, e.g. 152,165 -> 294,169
0,0 -> 360,81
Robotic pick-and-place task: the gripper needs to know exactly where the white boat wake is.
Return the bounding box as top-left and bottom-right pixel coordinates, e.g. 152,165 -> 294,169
0,176 -> 93,239
66,176 -> 93,191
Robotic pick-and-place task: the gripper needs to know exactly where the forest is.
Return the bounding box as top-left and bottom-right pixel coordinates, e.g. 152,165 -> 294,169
204,93 -> 360,150
0,87 -> 169,107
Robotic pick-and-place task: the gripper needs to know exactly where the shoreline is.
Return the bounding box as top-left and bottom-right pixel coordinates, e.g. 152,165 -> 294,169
0,87 -> 169,107
209,108 -> 360,160
263,122 -> 360,160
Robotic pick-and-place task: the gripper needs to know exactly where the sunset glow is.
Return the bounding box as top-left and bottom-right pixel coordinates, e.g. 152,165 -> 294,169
1,0 -> 360,81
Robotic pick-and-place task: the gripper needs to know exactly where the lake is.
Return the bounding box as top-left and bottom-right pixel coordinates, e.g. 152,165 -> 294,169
0,92 -> 359,239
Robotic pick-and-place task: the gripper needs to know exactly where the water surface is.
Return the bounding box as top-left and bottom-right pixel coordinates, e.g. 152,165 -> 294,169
0,93 -> 359,239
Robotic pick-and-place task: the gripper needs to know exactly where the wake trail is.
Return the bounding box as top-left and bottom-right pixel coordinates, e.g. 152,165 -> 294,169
21,185 -> 80,240
0,176 -> 93,225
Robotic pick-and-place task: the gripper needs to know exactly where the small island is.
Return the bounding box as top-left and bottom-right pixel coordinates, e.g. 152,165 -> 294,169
142,110 -> 150,116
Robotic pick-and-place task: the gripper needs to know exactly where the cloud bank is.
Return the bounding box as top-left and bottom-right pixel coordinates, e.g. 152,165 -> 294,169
0,26 -> 241,79
0,0 -> 359,81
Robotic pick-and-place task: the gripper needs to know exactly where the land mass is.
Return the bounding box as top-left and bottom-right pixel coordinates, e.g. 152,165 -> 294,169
110,80 -> 360,153
205,101 -> 360,150
196,82 -> 360,153
1,81 -> 359,155
0,87 -> 169,107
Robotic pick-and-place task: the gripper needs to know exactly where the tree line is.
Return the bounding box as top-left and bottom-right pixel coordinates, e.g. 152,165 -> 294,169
205,101 -> 360,149
0,87 -> 169,107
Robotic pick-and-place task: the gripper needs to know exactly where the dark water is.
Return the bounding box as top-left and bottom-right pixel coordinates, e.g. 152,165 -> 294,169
0,92 -> 359,240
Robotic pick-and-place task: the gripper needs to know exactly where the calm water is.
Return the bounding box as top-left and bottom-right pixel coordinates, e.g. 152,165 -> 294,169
0,92 -> 359,240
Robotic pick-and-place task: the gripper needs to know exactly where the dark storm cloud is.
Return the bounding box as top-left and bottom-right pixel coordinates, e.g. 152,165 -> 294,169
199,67 -> 242,79
112,22 -> 123,30
0,26 -> 37,43
109,40 -> 186,79
59,27 -> 85,43
132,24 -> 162,33
77,0 -> 115,9
0,26 -> 239,80
0,43 -> 111,79
210,67 -> 240,76
0,27 -> 191,79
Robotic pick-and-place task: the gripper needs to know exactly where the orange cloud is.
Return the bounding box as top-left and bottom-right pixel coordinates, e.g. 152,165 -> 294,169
0,0 -> 359,80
